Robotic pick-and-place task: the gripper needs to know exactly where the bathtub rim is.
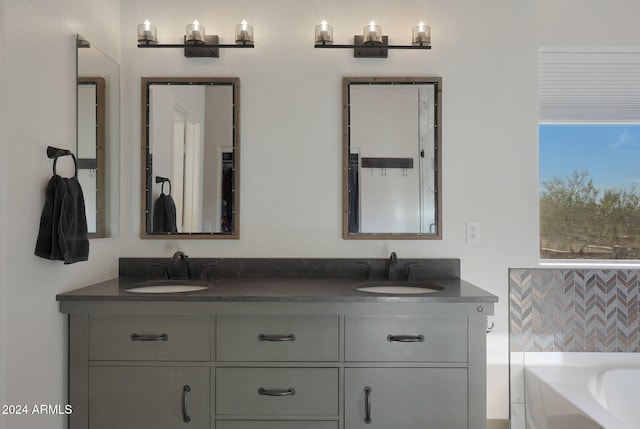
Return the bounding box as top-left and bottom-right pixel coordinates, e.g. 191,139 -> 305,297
524,352 -> 640,429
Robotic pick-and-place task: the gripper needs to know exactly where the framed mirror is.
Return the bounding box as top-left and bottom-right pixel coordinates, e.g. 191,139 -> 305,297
343,77 -> 442,239
141,77 -> 240,239
77,34 -> 120,238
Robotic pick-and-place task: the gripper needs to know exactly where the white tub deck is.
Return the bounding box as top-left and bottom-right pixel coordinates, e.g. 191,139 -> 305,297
524,353 -> 640,429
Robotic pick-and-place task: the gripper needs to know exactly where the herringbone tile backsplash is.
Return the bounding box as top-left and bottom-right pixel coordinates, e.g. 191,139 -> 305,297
509,269 -> 640,352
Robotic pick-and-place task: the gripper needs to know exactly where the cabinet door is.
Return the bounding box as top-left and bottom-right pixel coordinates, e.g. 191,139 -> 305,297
345,368 -> 467,429
89,366 -> 210,429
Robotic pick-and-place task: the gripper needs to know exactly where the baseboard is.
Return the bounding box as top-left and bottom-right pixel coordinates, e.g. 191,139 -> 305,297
487,419 -> 510,429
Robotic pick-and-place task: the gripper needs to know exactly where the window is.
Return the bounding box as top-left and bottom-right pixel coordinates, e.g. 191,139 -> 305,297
540,124 -> 640,259
539,50 -> 640,260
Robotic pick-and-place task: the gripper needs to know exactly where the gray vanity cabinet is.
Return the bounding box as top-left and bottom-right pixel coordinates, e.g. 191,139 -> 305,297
345,368 -> 467,429
344,315 -> 471,429
215,314 -> 340,428
217,422 -> 338,429
62,299 -> 491,429
88,366 -> 210,429
216,314 -> 339,361
216,368 -> 339,416
344,315 -> 468,362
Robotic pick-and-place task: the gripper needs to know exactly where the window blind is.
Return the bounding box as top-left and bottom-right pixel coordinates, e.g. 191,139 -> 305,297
539,50 -> 640,123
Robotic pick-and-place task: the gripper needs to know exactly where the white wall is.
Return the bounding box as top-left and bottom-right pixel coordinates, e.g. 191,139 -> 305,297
0,0 -> 120,428
119,0 -> 640,420
0,0 -> 7,422
119,0 -> 538,419
2,0 -> 640,426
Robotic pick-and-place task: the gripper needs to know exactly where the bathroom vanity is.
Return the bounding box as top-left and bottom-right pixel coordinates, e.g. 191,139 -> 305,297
57,258 -> 497,429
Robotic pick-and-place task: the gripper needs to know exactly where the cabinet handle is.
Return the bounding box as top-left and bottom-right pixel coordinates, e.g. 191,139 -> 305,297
257,387 -> 296,396
130,333 -> 168,342
387,334 -> 424,343
258,334 -> 296,342
364,386 -> 372,424
181,385 -> 191,423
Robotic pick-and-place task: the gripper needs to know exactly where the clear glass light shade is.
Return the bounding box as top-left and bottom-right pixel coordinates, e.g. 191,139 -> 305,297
412,22 -> 430,46
235,20 -> 254,45
137,20 -> 157,44
315,20 -> 333,44
363,21 -> 382,44
186,21 -> 205,44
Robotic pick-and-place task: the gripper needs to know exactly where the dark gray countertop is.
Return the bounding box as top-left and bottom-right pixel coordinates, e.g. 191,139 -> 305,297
56,276 -> 498,303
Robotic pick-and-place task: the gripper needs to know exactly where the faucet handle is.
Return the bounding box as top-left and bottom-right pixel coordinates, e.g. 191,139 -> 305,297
201,263 -> 217,280
357,262 -> 376,280
405,262 -> 422,281
151,263 -> 171,279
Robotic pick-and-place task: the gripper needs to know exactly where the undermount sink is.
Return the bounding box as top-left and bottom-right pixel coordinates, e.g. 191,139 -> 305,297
125,281 -> 209,294
355,281 -> 444,295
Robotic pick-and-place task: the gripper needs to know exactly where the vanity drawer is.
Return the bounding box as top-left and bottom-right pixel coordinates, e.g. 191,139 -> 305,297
216,368 -> 339,416
89,314 -> 211,361
345,315 -> 467,362
216,315 -> 338,361
217,421 -> 338,429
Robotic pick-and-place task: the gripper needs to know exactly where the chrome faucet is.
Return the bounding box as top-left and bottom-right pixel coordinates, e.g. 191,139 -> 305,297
171,251 -> 192,279
386,251 -> 399,280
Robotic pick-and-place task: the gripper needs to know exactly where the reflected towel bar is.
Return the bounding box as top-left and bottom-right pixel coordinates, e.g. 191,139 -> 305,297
361,157 -> 413,169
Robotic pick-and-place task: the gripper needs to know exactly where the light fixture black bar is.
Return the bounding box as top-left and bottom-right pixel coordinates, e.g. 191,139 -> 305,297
315,35 -> 430,58
138,44 -> 254,48
315,44 -> 430,49
138,35 -> 254,58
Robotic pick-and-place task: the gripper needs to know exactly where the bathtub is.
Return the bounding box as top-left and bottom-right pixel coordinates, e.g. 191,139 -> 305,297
524,353 -> 640,429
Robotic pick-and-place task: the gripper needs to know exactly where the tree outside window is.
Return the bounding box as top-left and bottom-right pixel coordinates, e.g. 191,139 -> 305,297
540,125 -> 640,259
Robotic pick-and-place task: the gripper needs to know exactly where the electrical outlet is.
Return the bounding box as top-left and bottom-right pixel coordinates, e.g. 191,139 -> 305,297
466,222 -> 481,243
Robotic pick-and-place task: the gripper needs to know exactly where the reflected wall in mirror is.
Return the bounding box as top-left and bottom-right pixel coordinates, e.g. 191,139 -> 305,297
343,77 -> 442,240
77,34 -> 120,238
141,77 -> 240,239
77,77 -> 105,236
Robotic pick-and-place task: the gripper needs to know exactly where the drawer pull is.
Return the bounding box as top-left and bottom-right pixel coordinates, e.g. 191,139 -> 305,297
387,334 -> 425,343
181,385 -> 191,423
257,387 -> 296,396
364,386 -> 372,424
130,333 -> 168,342
258,334 -> 296,342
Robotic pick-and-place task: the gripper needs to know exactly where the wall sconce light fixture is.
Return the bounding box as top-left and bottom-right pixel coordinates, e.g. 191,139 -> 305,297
412,21 -> 430,46
315,20 -> 334,44
314,19 -> 431,58
235,19 -> 254,45
186,20 -> 206,44
137,19 -> 158,44
137,19 -> 255,58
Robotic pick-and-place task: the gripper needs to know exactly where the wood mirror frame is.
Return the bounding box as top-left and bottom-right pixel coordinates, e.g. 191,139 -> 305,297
140,77 -> 240,239
342,76 -> 442,240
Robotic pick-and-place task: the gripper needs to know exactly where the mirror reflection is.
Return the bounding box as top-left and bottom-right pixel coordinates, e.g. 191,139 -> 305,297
141,78 -> 240,238
343,77 -> 442,239
76,35 -> 120,238
77,77 -> 105,236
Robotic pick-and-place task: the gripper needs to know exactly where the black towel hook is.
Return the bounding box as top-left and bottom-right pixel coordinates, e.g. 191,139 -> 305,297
47,146 -> 77,178
156,176 -> 172,195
